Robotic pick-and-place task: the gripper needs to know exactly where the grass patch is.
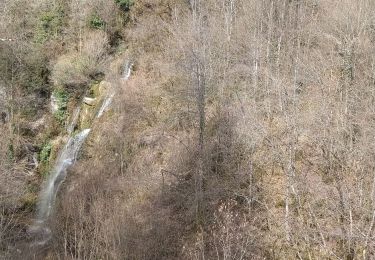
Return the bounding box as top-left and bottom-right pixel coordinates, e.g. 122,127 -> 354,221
35,5 -> 65,43
53,89 -> 69,126
88,13 -> 106,29
39,142 -> 52,163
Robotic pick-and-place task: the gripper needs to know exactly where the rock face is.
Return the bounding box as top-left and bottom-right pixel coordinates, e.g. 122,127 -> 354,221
83,97 -> 96,106
80,103 -> 95,129
98,81 -> 111,96
50,93 -> 59,112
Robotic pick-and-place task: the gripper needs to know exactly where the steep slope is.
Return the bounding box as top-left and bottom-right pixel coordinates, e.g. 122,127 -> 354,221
2,1 -> 375,259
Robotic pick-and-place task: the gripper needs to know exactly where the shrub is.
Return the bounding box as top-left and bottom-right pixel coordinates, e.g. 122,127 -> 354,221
51,54 -> 87,87
115,0 -> 134,11
54,110 -> 67,125
39,142 -> 52,163
88,13 -> 106,29
54,89 -> 68,108
52,89 -> 69,125
81,31 -> 109,64
38,141 -> 53,177
51,31 -> 109,88
35,5 -> 65,43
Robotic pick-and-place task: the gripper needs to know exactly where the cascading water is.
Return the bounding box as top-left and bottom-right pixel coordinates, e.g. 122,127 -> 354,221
37,129 -> 91,222
31,59 -> 132,245
97,61 -> 133,118
30,128 -> 90,245
122,61 -> 133,80
67,107 -> 81,134
96,92 -> 115,118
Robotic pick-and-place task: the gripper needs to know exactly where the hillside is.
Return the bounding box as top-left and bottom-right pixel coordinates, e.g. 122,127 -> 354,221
1,0 -> 375,259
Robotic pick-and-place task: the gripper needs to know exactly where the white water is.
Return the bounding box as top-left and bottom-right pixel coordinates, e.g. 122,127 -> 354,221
96,61 -> 133,118
36,128 -> 91,222
96,92 -> 115,118
50,93 -> 59,113
32,59 -> 133,244
122,61 -> 133,80
67,107 -> 81,134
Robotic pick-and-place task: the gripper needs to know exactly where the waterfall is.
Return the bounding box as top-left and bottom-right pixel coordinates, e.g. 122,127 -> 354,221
67,107 -> 81,134
97,61 -> 133,118
122,61 -> 133,80
96,92 -> 115,118
30,128 -> 90,245
31,59 -> 133,244
36,129 -> 91,223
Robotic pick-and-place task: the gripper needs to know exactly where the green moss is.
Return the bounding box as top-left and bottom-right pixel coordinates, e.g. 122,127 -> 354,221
54,109 -> 67,125
39,142 -> 52,163
7,143 -> 14,162
49,141 -> 60,163
89,82 -> 101,97
38,139 -> 61,178
54,89 -> 69,105
38,141 -> 52,177
88,13 -> 106,29
53,89 -> 69,126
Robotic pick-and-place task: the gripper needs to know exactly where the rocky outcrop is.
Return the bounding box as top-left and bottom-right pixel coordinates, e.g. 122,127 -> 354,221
83,97 -> 97,106
50,93 -> 59,112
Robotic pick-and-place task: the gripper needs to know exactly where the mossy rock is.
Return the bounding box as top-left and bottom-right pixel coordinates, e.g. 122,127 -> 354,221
79,103 -> 96,129
98,81 -> 112,96
38,136 -> 63,177
76,81 -> 112,129
90,82 -> 102,97
50,135 -> 64,153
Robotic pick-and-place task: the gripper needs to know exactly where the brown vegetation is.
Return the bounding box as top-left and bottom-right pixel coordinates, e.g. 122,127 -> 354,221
2,0 -> 375,259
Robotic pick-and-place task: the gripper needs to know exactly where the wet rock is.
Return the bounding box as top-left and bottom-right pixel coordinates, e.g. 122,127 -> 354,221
83,97 -> 96,106
50,93 -> 59,112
